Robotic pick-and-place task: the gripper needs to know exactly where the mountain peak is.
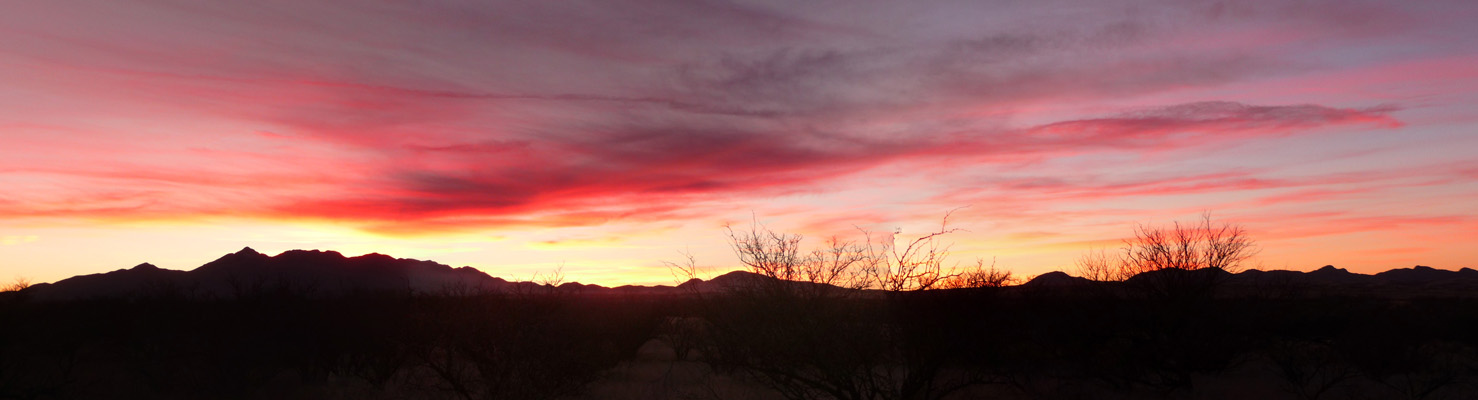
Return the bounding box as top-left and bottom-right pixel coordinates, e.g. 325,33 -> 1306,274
279,249 -> 345,259
203,246 -> 271,265
1024,271 -> 1092,287
132,262 -> 160,271
1312,265 -> 1349,274
358,252 -> 394,260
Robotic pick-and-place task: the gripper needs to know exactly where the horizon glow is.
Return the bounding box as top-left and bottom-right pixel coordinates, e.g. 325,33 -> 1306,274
2,1 -> 1476,286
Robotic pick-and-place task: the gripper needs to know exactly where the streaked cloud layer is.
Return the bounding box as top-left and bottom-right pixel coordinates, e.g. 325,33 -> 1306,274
2,0 -> 1474,284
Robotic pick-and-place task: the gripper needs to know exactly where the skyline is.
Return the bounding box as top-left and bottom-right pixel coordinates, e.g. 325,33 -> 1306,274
2,0 -> 1476,286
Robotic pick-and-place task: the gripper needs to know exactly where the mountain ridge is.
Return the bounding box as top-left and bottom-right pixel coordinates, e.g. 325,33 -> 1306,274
15,248 -> 1477,301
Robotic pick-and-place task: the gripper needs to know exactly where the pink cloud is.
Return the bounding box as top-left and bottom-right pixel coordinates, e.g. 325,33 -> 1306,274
239,101 -> 1391,233
0,88 -> 1401,237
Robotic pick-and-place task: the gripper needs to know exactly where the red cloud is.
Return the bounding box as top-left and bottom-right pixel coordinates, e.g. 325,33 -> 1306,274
243,101 -> 1396,234
0,93 -> 1401,236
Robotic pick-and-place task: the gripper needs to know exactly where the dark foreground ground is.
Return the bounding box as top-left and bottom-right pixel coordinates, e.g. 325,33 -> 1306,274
3,280 -> 1478,400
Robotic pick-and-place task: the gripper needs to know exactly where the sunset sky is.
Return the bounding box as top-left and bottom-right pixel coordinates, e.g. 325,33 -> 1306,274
2,1 -> 1475,286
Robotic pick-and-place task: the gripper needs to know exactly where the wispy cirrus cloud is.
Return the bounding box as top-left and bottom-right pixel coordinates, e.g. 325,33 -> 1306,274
238,101 -> 1392,233
0,91 -> 1403,233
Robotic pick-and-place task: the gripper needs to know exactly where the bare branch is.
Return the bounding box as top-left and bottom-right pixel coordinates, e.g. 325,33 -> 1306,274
1087,212 -> 1258,279
664,249 -> 704,285
3,276 -> 31,293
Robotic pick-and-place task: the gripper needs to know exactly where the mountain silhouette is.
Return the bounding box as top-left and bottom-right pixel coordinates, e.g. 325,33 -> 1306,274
1304,265 -> 1371,284
678,270 -> 801,292
19,262 -> 190,300
24,247 -> 518,301
1022,271 -> 1094,287
16,248 -> 1477,301
1124,266 -> 1232,284
1373,265 -> 1476,284
190,247 -> 512,295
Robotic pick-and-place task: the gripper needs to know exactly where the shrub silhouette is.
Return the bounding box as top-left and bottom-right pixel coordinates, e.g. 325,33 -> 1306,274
1077,212 -> 1258,302
673,214 -> 1006,400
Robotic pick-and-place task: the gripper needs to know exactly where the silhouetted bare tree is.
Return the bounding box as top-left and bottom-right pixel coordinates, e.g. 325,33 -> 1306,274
670,213 -> 1007,400
724,220 -> 873,294
859,210 -> 967,292
682,211 -> 1001,293
941,259 -> 1017,289
1076,212 -> 1258,300
1067,213 -> 1262,396
1,277 -> 29,293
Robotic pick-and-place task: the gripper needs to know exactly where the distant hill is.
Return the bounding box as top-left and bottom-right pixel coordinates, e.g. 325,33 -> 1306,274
1021,271 -> 1094,287
16,248 -> 1478,301
24,247 -> 593,301
1021,264 -> 1478,298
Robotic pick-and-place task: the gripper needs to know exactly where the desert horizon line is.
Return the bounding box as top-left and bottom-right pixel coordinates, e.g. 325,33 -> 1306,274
16,245 -> 1470,290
